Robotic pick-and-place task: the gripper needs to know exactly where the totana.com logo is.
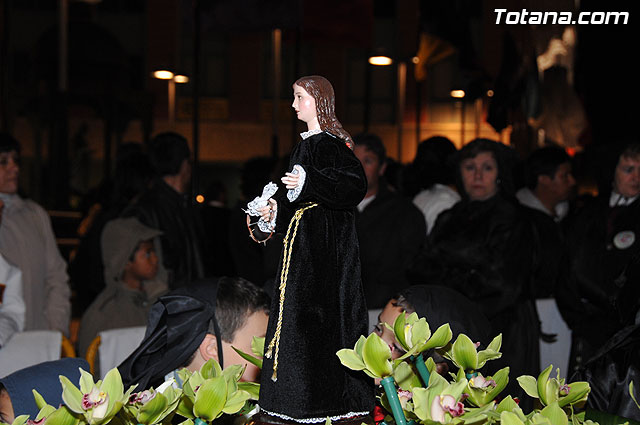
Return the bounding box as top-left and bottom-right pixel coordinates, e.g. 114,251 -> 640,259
494,9 -> 629,25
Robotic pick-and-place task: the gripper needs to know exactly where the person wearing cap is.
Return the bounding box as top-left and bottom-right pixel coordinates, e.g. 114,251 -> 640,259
118,277 -> 269,390
77,217 -> 167,360
0,358 -> 89,423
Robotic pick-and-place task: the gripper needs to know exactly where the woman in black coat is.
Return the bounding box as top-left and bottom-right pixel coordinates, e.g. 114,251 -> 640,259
558,141 -> 640,374
408,138 -> 539,399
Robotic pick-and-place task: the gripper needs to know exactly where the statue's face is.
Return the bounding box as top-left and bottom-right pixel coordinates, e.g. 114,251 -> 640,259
292,84 -> 317,124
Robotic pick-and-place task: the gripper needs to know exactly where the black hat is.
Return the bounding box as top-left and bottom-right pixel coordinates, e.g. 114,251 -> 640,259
118,279 -> 223,390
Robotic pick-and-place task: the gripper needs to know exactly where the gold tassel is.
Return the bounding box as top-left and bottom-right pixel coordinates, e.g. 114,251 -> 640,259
265,203 -> 318,382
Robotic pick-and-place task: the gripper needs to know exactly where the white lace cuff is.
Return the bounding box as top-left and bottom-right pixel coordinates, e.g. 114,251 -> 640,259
246,182 -> 278,232
287,164 -> 306,202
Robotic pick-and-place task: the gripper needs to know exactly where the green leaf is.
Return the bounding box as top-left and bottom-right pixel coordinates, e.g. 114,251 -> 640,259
35,405 -> 56,421
496,396 -> 519,414
537,365 -> 554,406
393,361 -> 421,391
452,333 -> 478,371
59,376 -> 85,414
137,392 -> 169,425
630,381 -> 640,410
517,375 -> 540,399
238,382 -> 260,400
362,333 -> 392,378
232,346 -> 263,370
200,359 -> 222,379
424,324 -> 452,351
486,367 -> 510,401
540,402 -> 568,425
32,390 -> 50,411
500,411 -> 526,425
410,318 -> 431,348
222,390 -> 251,414
79,368 -> 95,395
411,388 -> 431,422
193,377 -> 227,421
393,312 -> 408,350
45,406 -> 80,425
251,336 -> 265,357
175,397 -> 195,420
558,381 -> 590,407
336,348 -> 366,371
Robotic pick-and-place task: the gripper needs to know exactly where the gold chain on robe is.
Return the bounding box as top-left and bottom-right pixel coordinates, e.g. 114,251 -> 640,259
264,202 -> 318,381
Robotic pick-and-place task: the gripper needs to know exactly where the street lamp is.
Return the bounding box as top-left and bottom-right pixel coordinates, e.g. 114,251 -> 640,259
152,70 -> 189,127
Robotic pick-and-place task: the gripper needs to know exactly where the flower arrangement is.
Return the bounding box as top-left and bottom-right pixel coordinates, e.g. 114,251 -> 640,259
338,312 -> 602,425
0,359 -> 256,425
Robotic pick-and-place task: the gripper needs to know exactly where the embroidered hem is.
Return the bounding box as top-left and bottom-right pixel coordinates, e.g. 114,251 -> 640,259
260,408 -> 370,424
287,164 -> 306,202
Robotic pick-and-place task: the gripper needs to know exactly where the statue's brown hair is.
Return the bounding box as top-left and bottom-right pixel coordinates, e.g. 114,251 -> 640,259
294,75 -> 353,149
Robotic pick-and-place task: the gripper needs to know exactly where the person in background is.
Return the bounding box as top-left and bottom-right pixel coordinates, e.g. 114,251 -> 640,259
408,138 -> 539,405
77,217 -> 166,359
353,133 -> 426,309
119,277 -> 269,389
558,141 -> 640,373
123,132 -> 209,290
0,200 -> 25,349
0,132 -> 71,336
410,136 -> 460,234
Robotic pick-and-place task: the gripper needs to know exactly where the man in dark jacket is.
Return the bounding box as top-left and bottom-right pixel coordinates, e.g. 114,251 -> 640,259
353,133 -> 426,309
123,132 -> 209,289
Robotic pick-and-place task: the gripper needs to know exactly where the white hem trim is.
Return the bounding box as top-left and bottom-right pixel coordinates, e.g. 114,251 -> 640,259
300,128 -> 323,139
261,408 -> 370,424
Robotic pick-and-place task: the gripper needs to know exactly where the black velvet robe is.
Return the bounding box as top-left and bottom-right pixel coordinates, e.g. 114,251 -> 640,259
258,131 -> 374,422
407,195 -> 539,400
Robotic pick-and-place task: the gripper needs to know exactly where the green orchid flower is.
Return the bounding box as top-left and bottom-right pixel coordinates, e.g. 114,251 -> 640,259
390,312 -> 453,360
442,333 -> 502,374
410,370 -> 468,424
517,365 -> 590,408
232,336 -> 265,370
176,359 -> 251,424
0,416 -> 29,425
122,379 -> 182,425
337,333 -> 393,379
59,368 -> 134,425
462,367 -> 509,407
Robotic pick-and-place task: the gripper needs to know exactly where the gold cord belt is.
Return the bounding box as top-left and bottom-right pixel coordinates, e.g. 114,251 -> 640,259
264,202 -> 318,381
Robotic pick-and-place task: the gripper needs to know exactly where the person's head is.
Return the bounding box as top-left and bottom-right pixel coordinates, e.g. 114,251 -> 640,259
0,358 -> 89,423
111,142 -> 154,206
457,138 -> 514,201
187,277 -> 270,382
0,133 -> 20,195
101,218 -> 161,289
613,142 -> 640,199
293,76 -> 353,148
373,285 -> 491,363
118,277 -> 270,389
525,146 -> 575,205
148,132 -> 191,190
353,133 -> 387,197
413,136 -> 458,189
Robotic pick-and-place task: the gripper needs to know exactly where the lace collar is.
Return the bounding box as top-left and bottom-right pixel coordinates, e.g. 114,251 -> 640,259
300,128 -> 323,139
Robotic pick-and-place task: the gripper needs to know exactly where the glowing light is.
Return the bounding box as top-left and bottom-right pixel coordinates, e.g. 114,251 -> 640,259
450,90 -> 465,98
153,70 -> 174,80
196,195 -> 205,203
412,56 -> 420,64
174,75 -> 189,83
566,147 -> 576,157
487,90 -> 494,97
368,56 -> 393,66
